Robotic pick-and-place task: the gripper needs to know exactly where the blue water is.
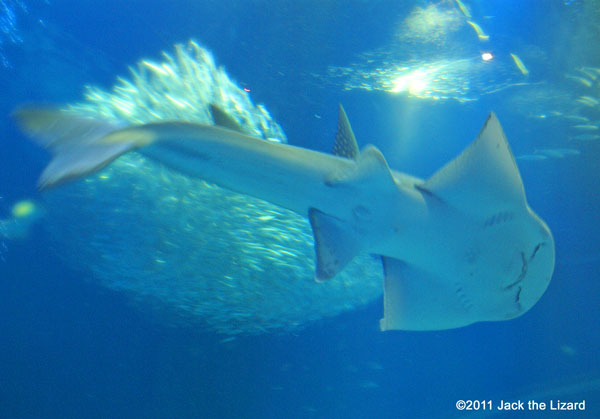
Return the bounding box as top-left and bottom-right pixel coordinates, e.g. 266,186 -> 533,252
1,1 -> 599,417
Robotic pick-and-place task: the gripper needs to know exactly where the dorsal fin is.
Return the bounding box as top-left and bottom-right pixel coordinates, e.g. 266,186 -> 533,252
423,112 -> 526,216
311,145 -> 395,281
332,104 -> 359,160
209,104 -> 245,133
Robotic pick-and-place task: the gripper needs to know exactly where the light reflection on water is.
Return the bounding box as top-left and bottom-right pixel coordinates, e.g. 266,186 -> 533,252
0,0 -> 27,67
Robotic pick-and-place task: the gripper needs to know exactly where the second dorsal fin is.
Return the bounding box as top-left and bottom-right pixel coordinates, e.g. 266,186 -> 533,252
209,104 -> 245,133
332,104 -> 359,160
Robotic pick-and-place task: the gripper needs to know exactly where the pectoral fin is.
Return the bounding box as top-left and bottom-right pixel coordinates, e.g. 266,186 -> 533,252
423,113 -> 526,216
380,257 -> 474,331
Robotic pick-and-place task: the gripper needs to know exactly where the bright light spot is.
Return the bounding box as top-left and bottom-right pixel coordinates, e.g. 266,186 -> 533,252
11,200 -> 36,218
391,70 -> 429,95
481,52 -> 493,61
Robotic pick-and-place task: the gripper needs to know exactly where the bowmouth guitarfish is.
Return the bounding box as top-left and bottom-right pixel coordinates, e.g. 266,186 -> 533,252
14,104 -> 555,330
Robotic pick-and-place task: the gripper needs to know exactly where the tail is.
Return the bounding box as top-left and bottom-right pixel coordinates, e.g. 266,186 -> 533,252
13,107 -> 135,189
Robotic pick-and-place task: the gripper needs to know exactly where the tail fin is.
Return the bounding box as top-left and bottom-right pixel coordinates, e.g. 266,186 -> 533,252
13,107 -> 135,189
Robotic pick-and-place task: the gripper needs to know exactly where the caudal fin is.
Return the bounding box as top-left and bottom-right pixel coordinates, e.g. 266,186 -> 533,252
13,107 -> 135,189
